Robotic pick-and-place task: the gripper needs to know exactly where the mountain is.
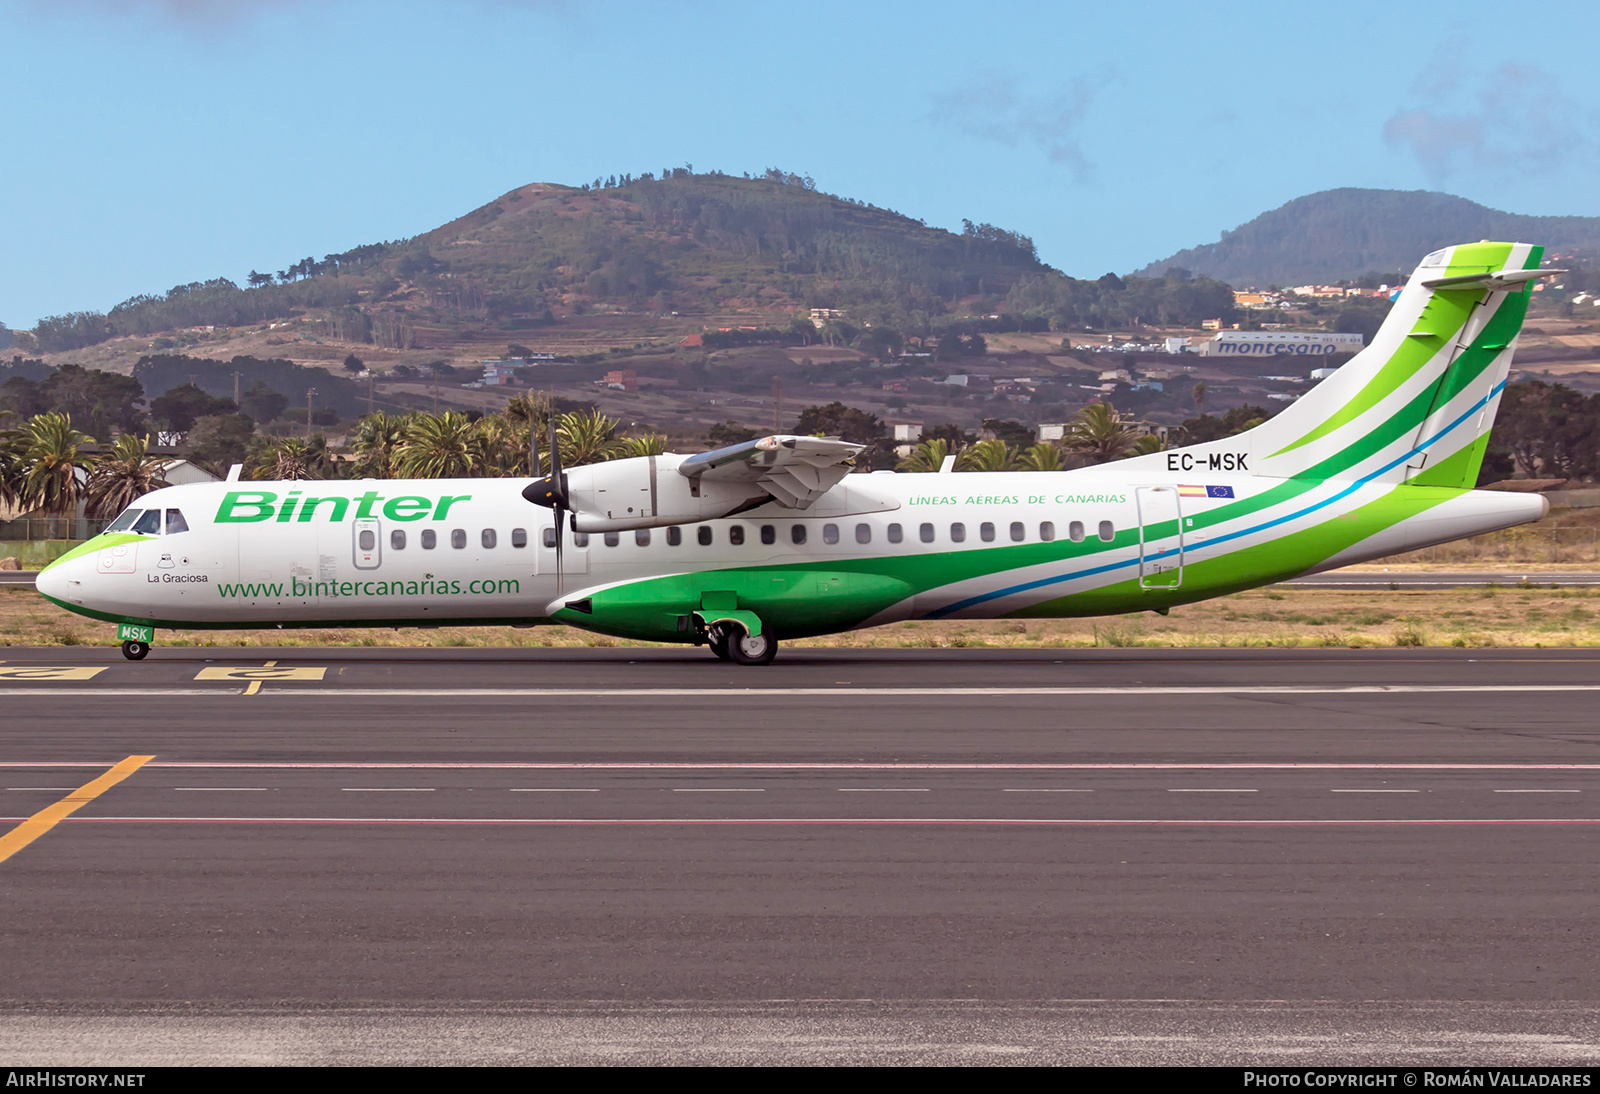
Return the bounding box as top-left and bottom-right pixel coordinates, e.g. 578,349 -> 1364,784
24,171 -> 1238,359
1132,188 -> 1600,287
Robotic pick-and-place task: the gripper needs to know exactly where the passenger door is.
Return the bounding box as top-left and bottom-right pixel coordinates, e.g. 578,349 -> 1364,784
1136,486 -> 1183,589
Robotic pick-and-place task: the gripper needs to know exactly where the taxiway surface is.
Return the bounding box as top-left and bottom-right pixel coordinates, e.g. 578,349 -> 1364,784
3,647 -> 1599,1063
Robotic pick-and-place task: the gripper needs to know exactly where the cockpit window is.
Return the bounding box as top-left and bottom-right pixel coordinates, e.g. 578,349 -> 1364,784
107,509 -> 142,533
165,509 -> 189,534
131,510 -> 163,536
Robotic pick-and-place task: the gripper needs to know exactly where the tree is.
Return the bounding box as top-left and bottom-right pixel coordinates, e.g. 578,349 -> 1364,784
239,381 -> 289,425
247,270 -> 274,288
1192,381 -> 1207,414
707,420 -> 760,448
350,412 -> 410,479
1178,405 -> 1270,445
86,434 -> 171,518
1018,442 -> 1068,471
507,344 -> 534,361
981,418 -> 1033,448
896,438 -> 952,473
342,354 -> 365,374
556,408 -> 624,466
1065,402 -> 1141,464
183,413 -> 256,474
919,423 -> 972,451
955,439 -> 1019,472
150,383 -> 235,433
393,412 -> 481,478
247,435 -> 328,480
16,412 -> 95,516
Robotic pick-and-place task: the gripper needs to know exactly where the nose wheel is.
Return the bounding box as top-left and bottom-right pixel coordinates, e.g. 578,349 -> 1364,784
121,640 -> 150,661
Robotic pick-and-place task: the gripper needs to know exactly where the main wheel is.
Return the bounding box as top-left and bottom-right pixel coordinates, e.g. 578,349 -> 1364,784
121,640 -> 149,661
708,630 -> 732,660
728,628 -> 777,666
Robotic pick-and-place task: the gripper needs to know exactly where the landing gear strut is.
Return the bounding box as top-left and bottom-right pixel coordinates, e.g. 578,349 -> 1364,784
708,631 -> 733,661
121,640 -> 150,661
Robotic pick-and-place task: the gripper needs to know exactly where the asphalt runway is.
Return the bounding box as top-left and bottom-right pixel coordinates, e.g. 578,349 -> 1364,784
3,646 -> 1600,1064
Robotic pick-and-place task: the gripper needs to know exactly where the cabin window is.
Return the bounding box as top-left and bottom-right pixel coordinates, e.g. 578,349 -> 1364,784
855,522 -> 871,544
422,529 -> 437,550
919,522 -> 935,543
165,509 -> 189,535
542,527 -> 556,549
887,523 -> 903,544
107,509 -> 142,533
132,509 -> 163,536
451,529 -> 467,549
1098,520 -> 1115,542
359,529 -> 376,551
511,528 -> 527,548
1039,521 -> 1056,542
729,525 -> 745,546
950,522 -> 966,543
635,528 -> 651,546
980,522 -> 995,543
698,526 -> 713,546
574,532 -> 590,547
791,524 -> 807,545
1010,521 -> 1025,542
482,529 -> 497,549
667,526 -> 682,546
760,524 -> 776,545
391,530 -> 406,550
604,532 -> 620,547
1068,521 -> 1085,542
823,523 -> 839,545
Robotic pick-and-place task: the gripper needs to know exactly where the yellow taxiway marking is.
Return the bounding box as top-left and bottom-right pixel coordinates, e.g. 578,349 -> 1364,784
196,665 -> 325,690
0,667 -> 107,681
0,755 -> 153,866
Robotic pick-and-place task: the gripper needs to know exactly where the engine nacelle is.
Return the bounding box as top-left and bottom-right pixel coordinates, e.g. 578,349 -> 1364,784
561,454 -> 768,532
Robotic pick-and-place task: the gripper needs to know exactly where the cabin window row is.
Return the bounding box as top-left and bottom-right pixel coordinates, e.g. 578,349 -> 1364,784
385,528 -> 531,550
535,519 -> 1116,548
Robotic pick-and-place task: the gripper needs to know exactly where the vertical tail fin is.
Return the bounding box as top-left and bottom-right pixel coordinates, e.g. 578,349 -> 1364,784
1246,242 -> 1548,487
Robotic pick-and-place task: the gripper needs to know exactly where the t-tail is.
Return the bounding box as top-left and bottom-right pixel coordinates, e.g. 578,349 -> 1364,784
1245,241 -> 1551,488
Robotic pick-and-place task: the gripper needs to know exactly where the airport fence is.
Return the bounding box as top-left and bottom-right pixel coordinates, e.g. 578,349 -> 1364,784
1385,524 -> 1600,565
0,517 -> 111,542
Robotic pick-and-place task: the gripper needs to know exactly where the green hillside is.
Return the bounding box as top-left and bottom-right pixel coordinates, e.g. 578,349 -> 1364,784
24,170 -> 1236,355
1133,188 -> 1600,287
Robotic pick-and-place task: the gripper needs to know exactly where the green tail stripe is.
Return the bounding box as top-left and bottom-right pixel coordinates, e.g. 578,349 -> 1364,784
1269,289 -> 1481,458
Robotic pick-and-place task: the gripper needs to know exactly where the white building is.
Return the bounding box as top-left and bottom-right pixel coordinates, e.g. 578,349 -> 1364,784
1197,331 -> 1364,358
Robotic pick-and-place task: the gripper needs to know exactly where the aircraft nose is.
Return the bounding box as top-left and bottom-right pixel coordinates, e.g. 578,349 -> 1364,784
35,552 -> 81,602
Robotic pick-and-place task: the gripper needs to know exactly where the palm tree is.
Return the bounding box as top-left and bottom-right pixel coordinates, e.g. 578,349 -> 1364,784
896,438 -> 952,473
86,435 -> 171,518
1017,442 -> 1069,472
394,412 -> 480,478
249,436 -> 328,480
1065,402 -> 1141,464
557,408 -> 624,466
17,412 -> 95,517
619,433 -> 667,458
955,439 -> 1019,472
0,424 -> 27,510
350,412 -> 409,478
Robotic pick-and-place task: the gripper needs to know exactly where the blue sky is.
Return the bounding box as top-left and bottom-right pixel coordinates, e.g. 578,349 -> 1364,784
3,0 -> 1598,328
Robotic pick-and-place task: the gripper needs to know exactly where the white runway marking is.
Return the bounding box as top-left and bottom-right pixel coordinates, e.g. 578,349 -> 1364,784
1330,789 -> 1419,794
672,788 -> 766,793
173,787 -> 268,792
1168,788 -> 1257,793
838,788 -> 930,793
1003,789 -> 1094,793
15,683 -> 1600,699
1494,789 -> 1581,794
508,788 -> 599,793
341,787 -> 435,792
7,787 -> 76,791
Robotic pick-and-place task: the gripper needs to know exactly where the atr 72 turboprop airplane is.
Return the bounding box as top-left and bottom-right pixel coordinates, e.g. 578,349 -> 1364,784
36,242 -> 1557,665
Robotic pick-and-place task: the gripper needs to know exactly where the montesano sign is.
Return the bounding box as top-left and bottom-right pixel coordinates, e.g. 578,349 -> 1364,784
1199,331 -> 1364,357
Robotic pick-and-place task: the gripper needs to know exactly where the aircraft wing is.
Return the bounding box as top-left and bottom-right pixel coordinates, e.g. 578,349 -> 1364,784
677,435 -> 865,509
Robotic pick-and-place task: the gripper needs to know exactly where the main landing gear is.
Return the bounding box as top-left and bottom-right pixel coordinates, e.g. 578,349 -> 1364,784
703,621 -> 778,666
121,640 -> 150,661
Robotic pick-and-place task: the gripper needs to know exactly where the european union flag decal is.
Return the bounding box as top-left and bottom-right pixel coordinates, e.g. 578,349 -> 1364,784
1207,485 -> 1235,499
